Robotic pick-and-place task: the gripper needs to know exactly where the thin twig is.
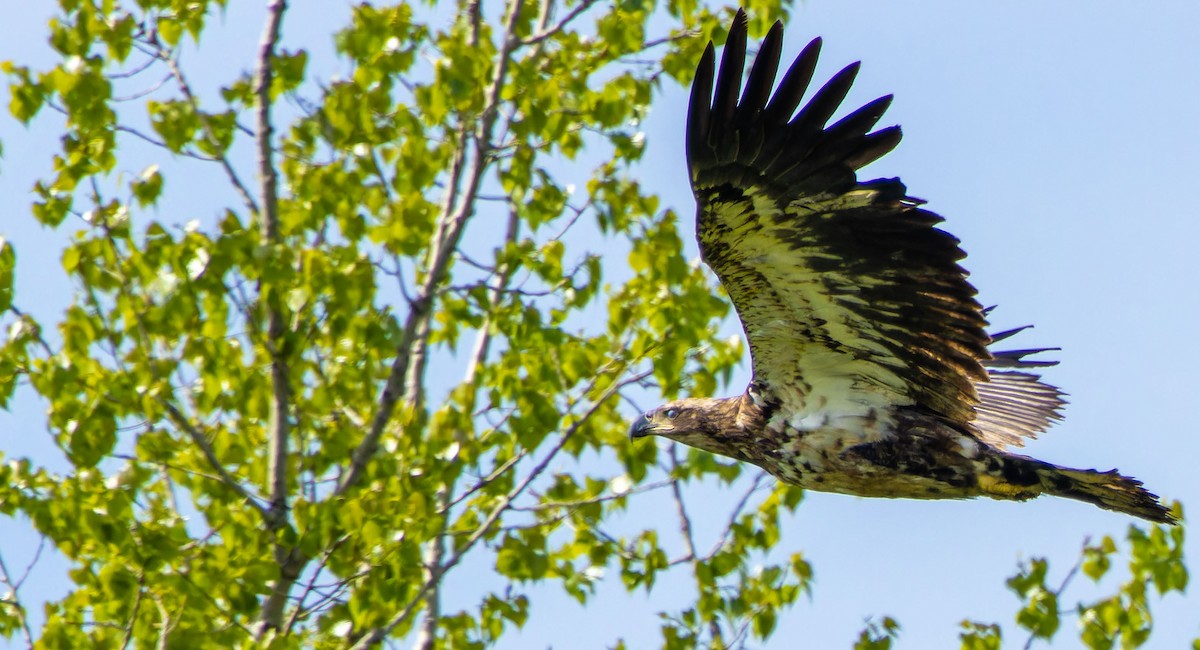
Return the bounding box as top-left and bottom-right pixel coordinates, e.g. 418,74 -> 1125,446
520,0 -> 601,47
159,400 -> 268,518
509,479 -> 673,513
6,305 -> 55,356
283,535 -> 351,634
153,595 -> 173,650
705,472 -> 769,559
152,45 -> 259,216
118,576 -> 144,650
1021,548 -> 1086,650
441,449 -> 530,514
669,447 -> 699,564
0,549 -> 35,646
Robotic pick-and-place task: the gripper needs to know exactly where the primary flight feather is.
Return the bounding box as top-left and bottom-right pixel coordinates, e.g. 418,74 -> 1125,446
630,10 -> 1174,524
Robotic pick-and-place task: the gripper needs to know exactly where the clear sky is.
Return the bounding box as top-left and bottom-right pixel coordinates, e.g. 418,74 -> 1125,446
2,0 -> 1198,648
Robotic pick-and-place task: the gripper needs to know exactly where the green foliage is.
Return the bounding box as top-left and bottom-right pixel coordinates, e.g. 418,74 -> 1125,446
967,508 -> 1187,649
960,621 -> 1002,650
0,0 -> 809,647
854,616 -> 900,650
0,238 -> 12,314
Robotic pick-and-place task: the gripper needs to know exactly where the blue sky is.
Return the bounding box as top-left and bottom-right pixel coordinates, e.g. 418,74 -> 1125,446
2,0 -> 1199,648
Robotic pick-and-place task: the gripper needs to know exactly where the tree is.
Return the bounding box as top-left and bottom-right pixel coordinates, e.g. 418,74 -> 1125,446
0,1 -> 1188,648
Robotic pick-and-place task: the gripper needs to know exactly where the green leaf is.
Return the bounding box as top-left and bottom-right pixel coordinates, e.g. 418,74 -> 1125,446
131,164 -> 163,207
0,237 -> 13,312
959,621 -> 1002,650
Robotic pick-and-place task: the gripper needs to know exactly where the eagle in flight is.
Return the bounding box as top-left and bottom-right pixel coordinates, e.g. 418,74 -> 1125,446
630,10 -> 1174,524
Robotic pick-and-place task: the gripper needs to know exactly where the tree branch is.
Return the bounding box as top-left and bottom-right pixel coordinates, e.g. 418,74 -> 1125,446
255,0 -> 289,521
705,472 -> 769,559
158,402 -> 269,519
153,595 -> 174,650
283,535 -> 351,635
250,0 -> 296,639
151,43 -> 259,216
0,548 -> 35,647
409,2 -> 532,641
118,577 -> 145,650
520,0 -> 601,47
337,0 -> 522,498
352,366 -> 646,648
669,447 -> 699,564
415,171 -> 523,650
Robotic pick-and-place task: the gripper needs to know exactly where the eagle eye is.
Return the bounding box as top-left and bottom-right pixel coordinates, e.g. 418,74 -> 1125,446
664,408 -> 679,420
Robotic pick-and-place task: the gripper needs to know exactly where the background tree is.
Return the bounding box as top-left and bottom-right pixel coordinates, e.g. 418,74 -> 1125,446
0,1 -> 1192,648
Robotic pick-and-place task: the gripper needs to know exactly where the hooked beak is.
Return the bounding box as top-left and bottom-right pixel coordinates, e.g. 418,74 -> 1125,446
628,412 -> 657,440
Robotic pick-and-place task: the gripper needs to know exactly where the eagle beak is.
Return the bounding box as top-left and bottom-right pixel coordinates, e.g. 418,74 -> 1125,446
629,412 -> 657,440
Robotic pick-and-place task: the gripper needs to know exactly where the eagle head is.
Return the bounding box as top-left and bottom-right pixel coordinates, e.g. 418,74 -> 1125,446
628,401 -> 694,439
629,396 -> 760,458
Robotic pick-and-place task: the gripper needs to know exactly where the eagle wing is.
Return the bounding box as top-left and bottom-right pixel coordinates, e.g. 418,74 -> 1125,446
687,11 -> 992,427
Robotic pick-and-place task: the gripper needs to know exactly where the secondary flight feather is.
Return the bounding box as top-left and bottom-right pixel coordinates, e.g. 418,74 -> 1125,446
630,9 -> 1174,524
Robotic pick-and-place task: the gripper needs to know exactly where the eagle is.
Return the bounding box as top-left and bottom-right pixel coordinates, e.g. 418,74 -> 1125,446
630,10 -> 1174,524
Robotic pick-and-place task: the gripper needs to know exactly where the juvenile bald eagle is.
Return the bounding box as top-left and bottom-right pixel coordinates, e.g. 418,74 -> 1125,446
630,10 -> 1174,524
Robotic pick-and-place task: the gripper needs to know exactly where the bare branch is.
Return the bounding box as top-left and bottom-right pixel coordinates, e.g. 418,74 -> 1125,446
107,50 -> 159,81
455,250 -> 498,274
641,30 -> 696,51
114,122 -> 218,161
441,448 -> 529,514
464,208 -> 520,384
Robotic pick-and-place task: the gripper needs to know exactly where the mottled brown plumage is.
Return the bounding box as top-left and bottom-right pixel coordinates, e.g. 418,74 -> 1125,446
631,10 -> 1175,524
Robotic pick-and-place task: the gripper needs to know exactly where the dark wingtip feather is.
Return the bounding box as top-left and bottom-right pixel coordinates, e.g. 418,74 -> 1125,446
988,324 -> 1031,343
846,125 -> 903,170
826,94 -> 894,136
988,348 -> 1061,369
790,61 -> 861,132
763,37 -> 822,124
686,41 -> 716,174
985,323 -> 1060,368
738,21 -> 784,120
711,10 -> 749,133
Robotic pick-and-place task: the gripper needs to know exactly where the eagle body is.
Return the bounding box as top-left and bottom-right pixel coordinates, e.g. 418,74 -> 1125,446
634,394 -> 1169,520
631,10 -> 1175,524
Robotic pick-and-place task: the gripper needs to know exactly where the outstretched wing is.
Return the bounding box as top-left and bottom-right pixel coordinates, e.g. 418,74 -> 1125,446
687,10 -> 991,426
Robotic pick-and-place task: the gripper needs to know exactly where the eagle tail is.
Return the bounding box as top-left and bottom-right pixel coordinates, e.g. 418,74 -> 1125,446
1037,464 -> 1176,524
